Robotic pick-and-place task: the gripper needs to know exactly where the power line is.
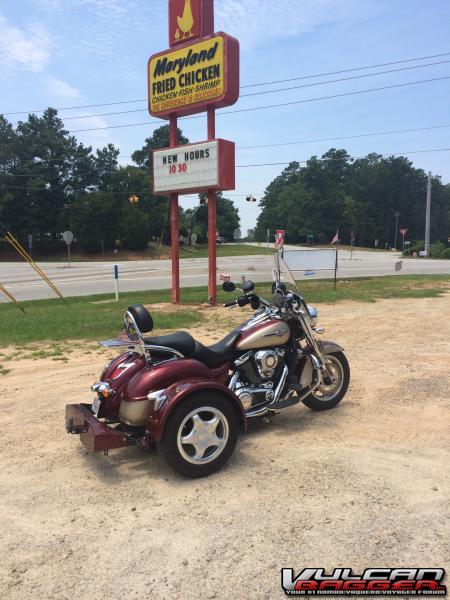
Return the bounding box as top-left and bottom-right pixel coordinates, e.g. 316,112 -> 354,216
242,50 -> 450,88
65,75 -> 450,133
2,148 -> 450,191
4,122 -> 450,172
240,59 -> 450,98
235,147 -> 450,168
9,59 -> 449,125
238,124 -> 450,150
2,50 -> 450,116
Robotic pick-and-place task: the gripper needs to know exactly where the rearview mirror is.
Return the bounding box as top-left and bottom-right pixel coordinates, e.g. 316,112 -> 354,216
242,280 -> 255,293
222,281 -> 236,292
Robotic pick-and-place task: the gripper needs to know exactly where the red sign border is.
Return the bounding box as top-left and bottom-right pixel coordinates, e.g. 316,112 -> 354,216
148,31 -> 239,119
152,138 -> 235,195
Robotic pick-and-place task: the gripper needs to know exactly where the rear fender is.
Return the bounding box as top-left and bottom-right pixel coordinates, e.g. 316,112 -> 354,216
147,379 -> 247,442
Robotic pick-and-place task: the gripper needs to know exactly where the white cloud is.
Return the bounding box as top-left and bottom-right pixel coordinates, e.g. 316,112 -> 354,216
46,76 -> 81,99
0,14 -> 53,73
215,0 -> 378,49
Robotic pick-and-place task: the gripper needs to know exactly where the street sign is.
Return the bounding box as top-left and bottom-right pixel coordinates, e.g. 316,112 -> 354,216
27,234 -> 33,249
275,230 -> 285,248
62,231 -> 74,244
62,230 -> 74,267
400,228 -> 408,237
233,228 -> 241,241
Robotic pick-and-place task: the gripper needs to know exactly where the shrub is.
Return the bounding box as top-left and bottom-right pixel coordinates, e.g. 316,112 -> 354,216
429,241 -> 445,258
441,248 -> 450,259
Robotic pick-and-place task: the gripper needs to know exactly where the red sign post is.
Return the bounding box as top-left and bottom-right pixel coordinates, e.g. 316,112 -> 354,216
399,228 -> 408,252
148,0 -> 239,305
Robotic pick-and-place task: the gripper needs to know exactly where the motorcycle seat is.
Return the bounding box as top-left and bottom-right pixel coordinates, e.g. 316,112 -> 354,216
192,330 -> 241,368
144,330 -> 240,368
144,332 -> 196,357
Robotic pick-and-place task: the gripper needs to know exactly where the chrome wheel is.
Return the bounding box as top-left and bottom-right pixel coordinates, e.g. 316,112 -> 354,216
177,406 -> 229,465
312,355 -> 344,401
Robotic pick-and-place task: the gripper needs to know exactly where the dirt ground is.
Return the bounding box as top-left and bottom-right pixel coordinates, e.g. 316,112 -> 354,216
1,295 -> 449,599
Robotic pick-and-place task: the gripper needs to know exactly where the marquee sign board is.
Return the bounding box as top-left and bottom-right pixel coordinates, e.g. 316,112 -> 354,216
169,0 -> 214,47
148,32 -> 239,118
153,139 -> 235,195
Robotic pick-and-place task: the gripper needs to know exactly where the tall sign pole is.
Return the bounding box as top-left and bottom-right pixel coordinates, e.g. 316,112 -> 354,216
169,114 -> 180,303
148,0 -> 239,305
425,171 -> 432,256
207,106 -> 217,304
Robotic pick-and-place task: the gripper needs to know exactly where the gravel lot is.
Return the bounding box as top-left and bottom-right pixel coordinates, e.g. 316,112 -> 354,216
1,295 -> 449,599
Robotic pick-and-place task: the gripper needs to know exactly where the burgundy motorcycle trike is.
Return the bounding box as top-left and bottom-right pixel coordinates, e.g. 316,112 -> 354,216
65,281 -> 350,477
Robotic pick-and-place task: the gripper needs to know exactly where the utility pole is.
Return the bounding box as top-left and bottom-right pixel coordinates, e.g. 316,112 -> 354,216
393,211 -> 400,250
425,171 -> 432,256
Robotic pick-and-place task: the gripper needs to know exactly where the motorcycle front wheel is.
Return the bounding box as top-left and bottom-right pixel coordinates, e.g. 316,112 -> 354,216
302,351 -> 350,411
157,393 -> 239,477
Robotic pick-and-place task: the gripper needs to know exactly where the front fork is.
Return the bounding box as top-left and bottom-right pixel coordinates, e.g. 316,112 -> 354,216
297,312 -> 334,384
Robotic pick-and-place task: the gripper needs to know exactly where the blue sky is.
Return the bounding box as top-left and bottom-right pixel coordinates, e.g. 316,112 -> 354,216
1,0 -> 449,233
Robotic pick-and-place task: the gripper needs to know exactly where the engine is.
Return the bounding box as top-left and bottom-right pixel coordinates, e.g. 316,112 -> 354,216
232,349 -> 286,412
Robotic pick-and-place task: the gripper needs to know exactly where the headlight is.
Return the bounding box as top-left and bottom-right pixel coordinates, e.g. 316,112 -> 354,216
307,305 -> 318,327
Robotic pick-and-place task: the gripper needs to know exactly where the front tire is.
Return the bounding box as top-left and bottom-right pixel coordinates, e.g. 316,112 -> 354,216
157,393 -> 239,477
302,351 -> 350,411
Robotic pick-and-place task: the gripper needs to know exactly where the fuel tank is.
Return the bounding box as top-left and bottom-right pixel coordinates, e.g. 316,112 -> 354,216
236,317 -> 290,350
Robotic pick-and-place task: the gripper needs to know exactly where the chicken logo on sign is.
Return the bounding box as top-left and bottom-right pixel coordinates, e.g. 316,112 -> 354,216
169,0 -> 214,47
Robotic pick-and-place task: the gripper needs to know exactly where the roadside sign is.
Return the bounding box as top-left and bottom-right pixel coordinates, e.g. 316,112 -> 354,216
62,230 -> 74,244
419,251 -> 427,257
234,228 -> 241,241
27,234 -> 33,249
220,273 -> 231,282
275,230 -> 285,248
62,230 -> 74,267
400,228 -> 408,237
374,239 -> 379,248
191,233 -> 198,245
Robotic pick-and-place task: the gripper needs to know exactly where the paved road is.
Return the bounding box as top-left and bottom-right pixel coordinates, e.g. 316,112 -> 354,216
1,248 -> 449,302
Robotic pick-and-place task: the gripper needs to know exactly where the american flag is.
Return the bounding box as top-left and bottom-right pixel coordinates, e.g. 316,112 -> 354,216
331,229 -> 339,245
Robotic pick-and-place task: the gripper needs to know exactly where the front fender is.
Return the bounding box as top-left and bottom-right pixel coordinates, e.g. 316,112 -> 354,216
147,379 -> 247,442
321,340 -> 344,354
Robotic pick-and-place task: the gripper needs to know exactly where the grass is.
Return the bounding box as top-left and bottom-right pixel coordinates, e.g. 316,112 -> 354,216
179,243 -> 271,259
0,275 -> 447,347
3,243 -> 269,263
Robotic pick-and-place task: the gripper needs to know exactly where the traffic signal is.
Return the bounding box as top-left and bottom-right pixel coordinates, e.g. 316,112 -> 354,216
246,195 -> 257,202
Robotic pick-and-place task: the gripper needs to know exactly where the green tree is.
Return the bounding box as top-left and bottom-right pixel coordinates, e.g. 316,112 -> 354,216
71,192 -> 119,252
120,203 -> 149,250
191,192 -> 240,243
